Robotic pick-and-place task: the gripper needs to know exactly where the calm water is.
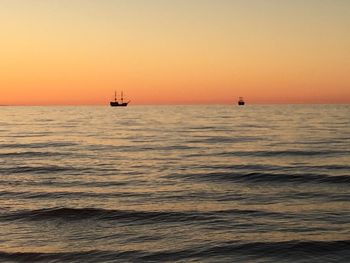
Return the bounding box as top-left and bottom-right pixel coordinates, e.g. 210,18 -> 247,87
0,105 -> 349,262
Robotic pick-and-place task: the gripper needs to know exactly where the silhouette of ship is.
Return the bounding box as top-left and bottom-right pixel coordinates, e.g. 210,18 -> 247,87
238,97 -> 245,106
110,91 -> 130,107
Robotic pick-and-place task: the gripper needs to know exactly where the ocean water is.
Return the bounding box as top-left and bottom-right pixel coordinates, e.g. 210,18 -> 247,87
0,105 -> 349,262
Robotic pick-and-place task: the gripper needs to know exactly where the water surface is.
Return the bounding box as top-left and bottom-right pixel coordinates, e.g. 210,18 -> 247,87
0,105 -> 349,262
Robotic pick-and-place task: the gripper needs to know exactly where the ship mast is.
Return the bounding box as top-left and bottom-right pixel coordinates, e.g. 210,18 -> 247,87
114,91 -> 117,102
121,91 -> 124,104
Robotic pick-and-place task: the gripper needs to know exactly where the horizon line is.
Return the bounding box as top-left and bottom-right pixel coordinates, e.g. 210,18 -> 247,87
1,102 -> 349,107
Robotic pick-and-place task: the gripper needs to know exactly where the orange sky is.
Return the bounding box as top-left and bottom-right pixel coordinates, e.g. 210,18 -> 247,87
1,0 -> 349,105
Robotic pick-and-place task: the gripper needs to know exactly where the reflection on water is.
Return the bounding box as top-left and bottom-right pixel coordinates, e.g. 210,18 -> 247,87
0,105 -> 349,262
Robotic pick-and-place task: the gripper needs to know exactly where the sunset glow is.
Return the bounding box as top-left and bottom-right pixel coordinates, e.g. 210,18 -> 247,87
1,0 -> 349,105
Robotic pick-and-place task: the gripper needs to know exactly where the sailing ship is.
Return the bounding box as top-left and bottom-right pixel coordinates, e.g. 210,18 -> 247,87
238,97 -> 245,106
110,91 -> 130,107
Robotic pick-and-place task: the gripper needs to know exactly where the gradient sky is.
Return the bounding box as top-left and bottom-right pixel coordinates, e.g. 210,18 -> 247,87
1,0 -> 349,105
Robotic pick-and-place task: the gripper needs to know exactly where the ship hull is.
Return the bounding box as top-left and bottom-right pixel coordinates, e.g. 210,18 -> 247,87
110,102 -> 129,107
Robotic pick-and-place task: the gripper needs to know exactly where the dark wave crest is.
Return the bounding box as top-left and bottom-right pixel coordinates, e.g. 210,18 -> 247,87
0,207 -> 215,223
0,250 -> 132,263
1,240 -> 349,262
201,163 -> 350,172
186,240 -> 350,262
0,189 -> 149,199
0,165 -> 86,175
169,171 -> 350,184
0,142 -> 77,149
0,151 -> 71,158
211,149 -> 350,157
0,207 -> 291,223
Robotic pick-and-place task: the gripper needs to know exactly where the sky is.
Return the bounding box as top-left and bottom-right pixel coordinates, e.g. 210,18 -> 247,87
0,0 -> 349,105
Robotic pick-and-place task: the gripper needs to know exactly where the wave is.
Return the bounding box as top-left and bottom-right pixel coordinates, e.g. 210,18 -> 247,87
186,136 -> 260,144
0,189 -> 150,200
0,142 -> 77,149
140,240 -> 350,261
86,144 -> 199,152
0,165 -> 83,175
0,207 -> 215,223
184,149 -> 350,158
247,150 -> 350,157
193,240 -> 350,260
0,207 -> 291,223
0,180 -> 128,189
0,151 -> 71,158
185,240 -> 350,262
4,132 -> 53,138
1,240 -> 348,262
200,163 -> 350,171
0,250 -> 130,263
167,171 -> 350,184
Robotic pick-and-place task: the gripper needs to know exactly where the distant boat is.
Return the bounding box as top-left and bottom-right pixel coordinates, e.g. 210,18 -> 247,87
110,91 -> 130,107
238,97 -> 245,106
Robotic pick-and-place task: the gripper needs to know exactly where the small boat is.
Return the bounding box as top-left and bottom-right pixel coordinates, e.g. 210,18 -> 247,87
110,91 -> 130,107
238,97 -> 245,106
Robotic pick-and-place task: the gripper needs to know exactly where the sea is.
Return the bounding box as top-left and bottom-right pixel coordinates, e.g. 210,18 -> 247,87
0,105 -> 349,262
